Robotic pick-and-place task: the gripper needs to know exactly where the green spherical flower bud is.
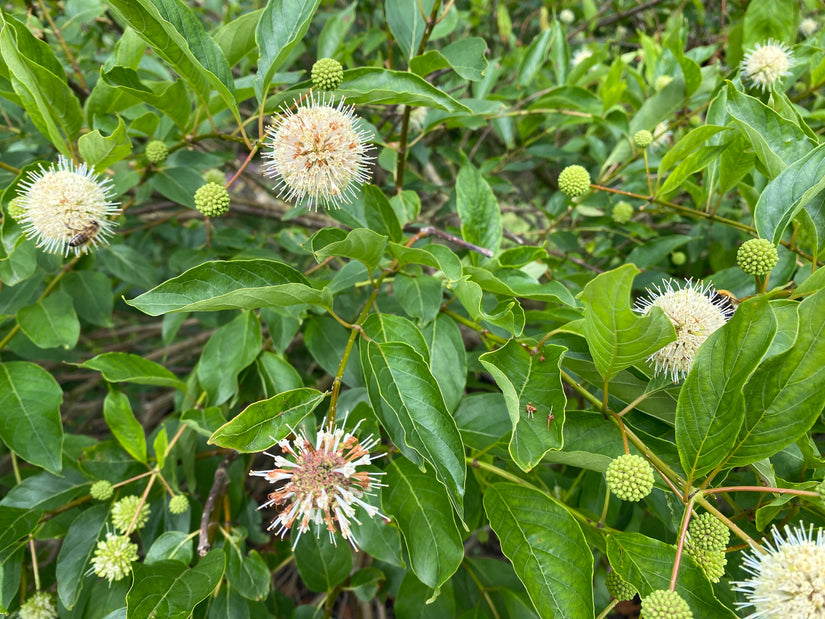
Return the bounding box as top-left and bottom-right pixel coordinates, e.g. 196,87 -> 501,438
634,129 -> 654,149
671,251 -> 687,266
688,512 -> 730,552
686,545 -> 727,583
737,238 -> 778,276
91,533 -> 138,583
111,495 -> 150,533
90,480 -> 114,501
145,140 -> 168,165
311,58 -> 344,91
18,591 -> 57,619
202,168 -> 225,186
612,201 -> 633,224
169,494 -> 189,514
194,182 -> 230,217
605,454 -> 655,502
606,570 -> 638,601
655,75 -> 673,91
558,165 -> 591,198
641,590 -> 693,618
6,197 -> 25,221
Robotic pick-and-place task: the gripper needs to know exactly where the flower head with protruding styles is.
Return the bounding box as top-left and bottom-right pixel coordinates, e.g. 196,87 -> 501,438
635,279 -> 733,382
800,18 -> 818,39
734,522 -> 825,618
741,40 -> 793,93
18,591 -> 57,619
90,533 -> 139,583
250,420 -> 385,550
262,94 -> 373,210
16,156 -> 120,256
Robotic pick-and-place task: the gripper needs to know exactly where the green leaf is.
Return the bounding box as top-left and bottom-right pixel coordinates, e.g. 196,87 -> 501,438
208,388 -> 325,452
197,311 -> 261,406
78,117 -> 132,172
256,351 -> 303,397
518,29 -> 553,87
625,236 -> 694,269
464,266 -> 577,306
311,227 -> 387,270
61,271 -> 114,327
659,144 -> 730,196
0,506 -> 42,563
665,30 -> 702,96
293,530 -> 353,593
56,504 -> 108,610
100,67 -> 191,131
106,0 -> 239,124
180,407 -> 226,437
126,550 -> 225,619
658,125 -> 731,177
255,0 -> 321,100
1,471 -> 87,511
317,2 -> 356,59
350,486 -> 405,568
743,0 -> 797,46
128,259 -> 332,315
362,314 -> 429,363
384,459 -> 463,590
394,273 -> 442,323
17,290 -> 80,350
362,341 -> 466,515
453,279 -> 525,336
148,167 -> 204,208
423,315 -> 467,413
754,142 -> 825,246
104,390 -> 147,464
79,352 -> 186,390
304,315 -> 364,388
409,38 -> 488,81
479,340 -> 567,471
484,483 -> 594,618
728,289 -> 825,465
456,163 -> 501,260
339,68 -> 471,113
99,244 -> 159,290
388,242 -> 463,282
676,297 -> 776,480
454,393 -> 510,451
226,546 -> 270,601
153,426 -> 168,469
363,185 -> 403,242
0,548 -> 22,615
0,361 -> 63,474
145,531 -> 194,566
214,9 -> 263,67
385,0 -> 434,60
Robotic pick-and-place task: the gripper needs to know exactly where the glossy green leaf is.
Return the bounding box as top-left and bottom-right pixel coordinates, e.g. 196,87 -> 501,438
518,29 -> 553,87
362,314 -> 429,363
153,426 -> 168,469
56,505 -> 108,610
304,315 -> 364,388
484,483 -> 594,618
128,259 -> 332,315
453,278 -> 525,336
311,227 -> 387,270
17,290 -> 80,350
362,341 -> 466,514
384,459 -> 463,590
180,407 -> 226,437
256,351 -> 303,397
104,390 -> 147,464
339,68 -> 471,112
676,297 -> 776,480
409,38 -> 488,81
0,507 -> 42,563
363,185 -> 403,242
743,0 -> 797,46
350,486 -> 405,568
126,550 -> 225,619
454,393 -> 510,451
0,471 -> 87,511
625,236 -> 693,269
197,311 -> 261,406
78,117 -> 132,172
209,388 -> 325,451
148,167 -> 204,208
214,9 -> 263,67
394,273 -> 442,323
385,0 -> 434,60
79,352 -> 186,390
464,266 -> 577,306
0,549 -> 22,615
61,271 -> 114,327
388,242 -> 463,282
0,361 -> 63,474
456,163 -> 501,260
226,546 -> 270,601
99,244 -> 159,290
423,315 -> 467,413
293,530 -> 352,593
100,67 -> 191,131
578,264 -> 676,380
659,144 -> 729,196
255,0 -> 321,100
665,30 -> 702,96
480,340 -> 567,471
728,289 -> 825,465
145,531 -> 194,565
658,125 -> 730,176
317,2 -> 356,59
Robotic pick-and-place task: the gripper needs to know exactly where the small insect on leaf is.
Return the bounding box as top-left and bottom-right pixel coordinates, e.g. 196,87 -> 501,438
525,403 -> 537,418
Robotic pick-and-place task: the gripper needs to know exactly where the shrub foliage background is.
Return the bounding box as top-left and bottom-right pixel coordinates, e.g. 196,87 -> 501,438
1,0 -> 825,617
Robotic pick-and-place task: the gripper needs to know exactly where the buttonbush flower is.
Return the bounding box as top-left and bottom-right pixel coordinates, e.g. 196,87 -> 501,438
18,591 -> 57,619
111,495 -> 150,534
606,570 -> 638,601
605,454 -> 654,502
635,279 -> 732,382
571,48 -> 593,67
311,58 -> 344,91
16,156 -> 120,256
90,480 -> 114,501
262,94 -> 373,210
90,533 -> 139,583
145,140 -> 168,165
641,590 -> 693,618
800,18 -> 818,38
734,522 -> 825,618
250,420 -> 385,550
741,40 -> 793,93
194,182 -> 230,217
737,238 -> 779,276
557,165 -> 591,198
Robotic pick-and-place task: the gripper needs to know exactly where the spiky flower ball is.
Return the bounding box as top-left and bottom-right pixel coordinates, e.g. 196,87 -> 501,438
91,533 -> 139,583
169,494 -> 189,514
557,165 -> 591,198
800,18 -> 818,38
734,522 -> 825,618
111,495 -> 150,534
635,280 -> 733,382
606,570 -> 638,601
15,156 -> 120,256
686,545 -> 727,583
90,480 -> 114,501
641,590 -> 693,618
6,197 -> 25,220
311,58 -> 344,91
671,251 -> 687,266
571,48 -> 593,68
689,512 -> 730,552
737,238 -> 778,276
250,420 -> 385,550
612,201 -> 633,224
605,454 -> 655,502
18,591 -> 57,619
145,140 -> 168,165
202,169 -> 225,186
741,40 -> 793,93
263,94 -> 374,210
558,8 -> 575,24
194,182 -> 230,217
634,129 -> 653,149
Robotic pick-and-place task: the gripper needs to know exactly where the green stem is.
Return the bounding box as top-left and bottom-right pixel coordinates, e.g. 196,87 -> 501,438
595,600 -> 619,619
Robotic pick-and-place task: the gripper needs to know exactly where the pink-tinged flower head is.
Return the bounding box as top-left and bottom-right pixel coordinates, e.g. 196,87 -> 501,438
250,420 -> 385,550
262,94 -> 374,210
16,156 -> 120,256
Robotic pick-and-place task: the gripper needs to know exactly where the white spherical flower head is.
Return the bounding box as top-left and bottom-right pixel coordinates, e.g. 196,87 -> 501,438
262,94 -> 374,210
800,18 -> 818,38
571,48 -> 593,68
16,156 -> 120,256
741,40 -> 793,93
734,523 -> 825,618
635,279 -> 732,382
250,419 -> 385,550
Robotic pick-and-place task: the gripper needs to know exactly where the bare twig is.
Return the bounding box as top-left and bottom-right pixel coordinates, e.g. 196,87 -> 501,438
197,453 -> 237,556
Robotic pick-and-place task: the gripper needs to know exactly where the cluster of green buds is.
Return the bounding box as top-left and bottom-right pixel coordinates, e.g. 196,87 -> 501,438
605,453 -> 655,502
